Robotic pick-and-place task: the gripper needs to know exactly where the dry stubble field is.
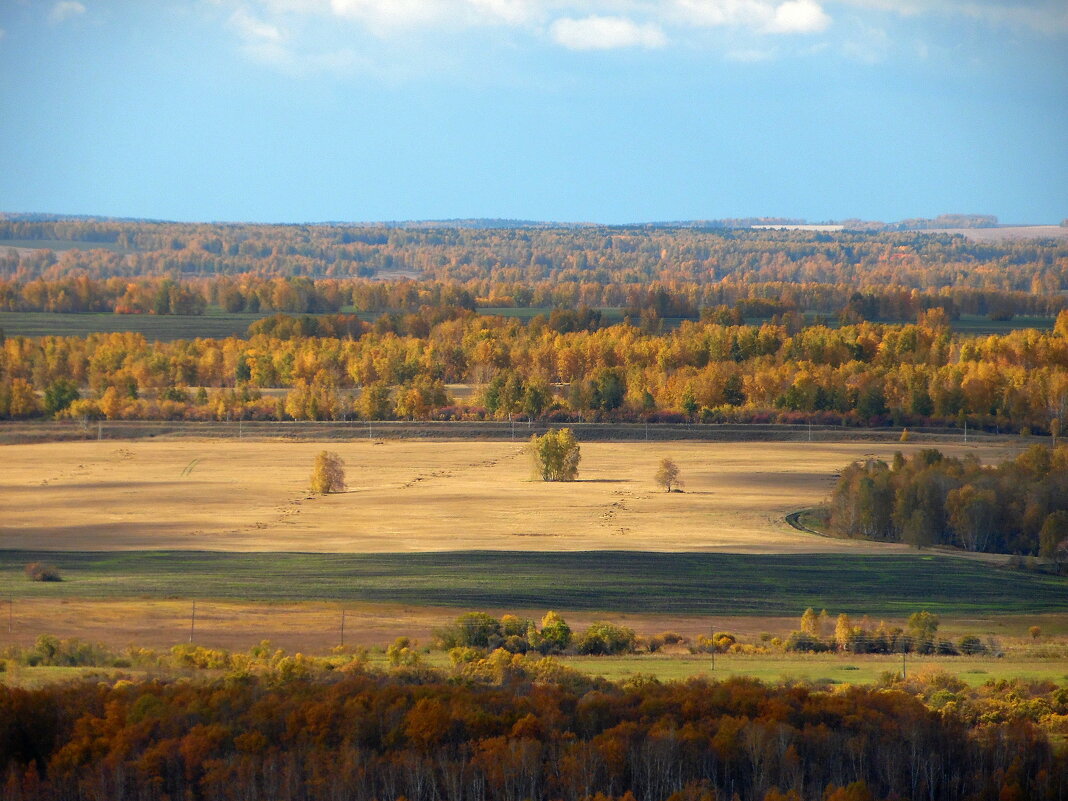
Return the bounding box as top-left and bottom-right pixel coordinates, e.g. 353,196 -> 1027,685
3,435 -> 1067,666
0,437 -> 1015,554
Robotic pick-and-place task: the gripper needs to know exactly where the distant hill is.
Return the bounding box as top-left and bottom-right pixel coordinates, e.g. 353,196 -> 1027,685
890,214 -> 999,230
4,211 -> 1060,233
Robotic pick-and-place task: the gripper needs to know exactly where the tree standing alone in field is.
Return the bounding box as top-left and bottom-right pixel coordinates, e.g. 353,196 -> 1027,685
310,450 -> 346,494
655,457 -> 681,491
528,428 -> 580,481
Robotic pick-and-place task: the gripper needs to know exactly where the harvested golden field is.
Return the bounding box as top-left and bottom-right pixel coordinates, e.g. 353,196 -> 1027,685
7,596 -> 1062,654
0,596 -> 798,652
0,437 -> 1016,554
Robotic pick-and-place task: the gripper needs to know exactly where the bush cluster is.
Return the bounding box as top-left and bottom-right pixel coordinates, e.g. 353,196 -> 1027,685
23,562 -> 61,582
433,611 -> 640,656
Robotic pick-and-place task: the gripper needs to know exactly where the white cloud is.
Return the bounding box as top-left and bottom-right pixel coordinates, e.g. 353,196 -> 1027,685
550,15 -> 668,50
841,23 -> 890,63
230,8 -> 284,42
209,0 -> 1067,77
672,0 -> 830,35
48,1 -> 86,24
324,0 -> 541,31
836,0 -> 1068,34
672,0 -> 773,29
767,0 -> 829,33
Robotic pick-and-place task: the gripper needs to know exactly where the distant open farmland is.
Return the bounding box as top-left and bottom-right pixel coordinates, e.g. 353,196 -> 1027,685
0,307 -> 1053,342
0,438 -> 1017,554
926,225 -> 1068,241
0,310 -> 268,340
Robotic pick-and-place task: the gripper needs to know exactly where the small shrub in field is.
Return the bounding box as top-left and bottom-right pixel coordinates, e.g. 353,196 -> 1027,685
957,634 -> 986,655
657,630 -> 688,645
785,631 -> 831,653
25,562 -> 61,582
576,622 -> 637,655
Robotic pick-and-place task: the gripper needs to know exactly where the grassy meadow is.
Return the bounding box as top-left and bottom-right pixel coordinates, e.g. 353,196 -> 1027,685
2,434 -> 1065,686
4,653 -> 1065,690
0,306 -> 1054,342
1,549 -> 1065,616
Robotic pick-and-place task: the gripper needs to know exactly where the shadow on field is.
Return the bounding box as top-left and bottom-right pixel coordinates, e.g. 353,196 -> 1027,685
2,549 -> 1066,617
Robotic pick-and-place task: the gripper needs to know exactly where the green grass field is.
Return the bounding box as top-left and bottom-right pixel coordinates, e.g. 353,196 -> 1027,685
3,652 -> 1064,690
558,654 -> 1068,686
0,305 -> 1054,342
4,550 -> 1066,616
0,310 -> 267,340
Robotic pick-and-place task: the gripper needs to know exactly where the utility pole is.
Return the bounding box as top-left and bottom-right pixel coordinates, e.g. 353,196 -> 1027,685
7,597 -> 12,634
710,625 -> 715,673
901,649 -> 906,682
189,600 -> 196,644
340,608 -> 346,648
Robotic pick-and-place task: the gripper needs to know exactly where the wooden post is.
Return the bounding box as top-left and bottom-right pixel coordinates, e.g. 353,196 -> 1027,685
189,600 -> 196,644
710,625 -> 715,673
340,608 -> 346,648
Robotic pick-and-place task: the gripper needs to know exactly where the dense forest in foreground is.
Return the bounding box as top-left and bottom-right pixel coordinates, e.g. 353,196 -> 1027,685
3,665 -> 1066,801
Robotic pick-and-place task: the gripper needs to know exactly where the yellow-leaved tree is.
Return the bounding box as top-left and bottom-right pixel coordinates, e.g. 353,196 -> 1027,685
310,450 -> 346,494
528,428 -> 580,482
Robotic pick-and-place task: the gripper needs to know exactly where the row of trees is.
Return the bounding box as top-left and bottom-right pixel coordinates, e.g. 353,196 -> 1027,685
785,608 -> 989,655
2,273 -> 1065,321
828,446 -> 1068,557
3,313 -> 1068,429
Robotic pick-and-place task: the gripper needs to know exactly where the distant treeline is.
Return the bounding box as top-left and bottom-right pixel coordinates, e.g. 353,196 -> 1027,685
3,311 -> 1068,429
829,446 -> 1068,557
0,274 -> 1064,322
2,222 -> 1067,303
1,667 -> 1065,801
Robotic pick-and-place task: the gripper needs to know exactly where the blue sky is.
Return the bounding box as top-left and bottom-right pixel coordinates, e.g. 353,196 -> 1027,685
1,0 -> 1066,224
